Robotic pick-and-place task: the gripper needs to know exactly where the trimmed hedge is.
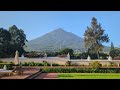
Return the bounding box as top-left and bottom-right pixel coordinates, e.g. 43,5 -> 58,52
21,62 -> 61,66
22,62 -> 43,66
0,63 -> 13,70
41,68 -> 120,73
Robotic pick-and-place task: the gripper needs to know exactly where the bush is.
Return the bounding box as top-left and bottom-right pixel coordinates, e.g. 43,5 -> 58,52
89,61 -> 102,69
22,62 -> 43,66
108,61 -> 117,67
65,61 -> 72,66
24,51 -> 44,58
0,61 -> 3,63
0,63 -> 13,70
21,61 -> 61,66
41,68 -> 120,73
52,63 -> 60,66
42,61 -> 50,66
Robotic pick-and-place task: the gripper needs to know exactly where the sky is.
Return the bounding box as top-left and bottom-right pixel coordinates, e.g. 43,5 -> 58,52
0,11 -> 120,47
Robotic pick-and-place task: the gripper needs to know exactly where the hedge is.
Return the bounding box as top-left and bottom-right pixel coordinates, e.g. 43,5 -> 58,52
21,62 -> 61,66
0,63 -> 13,70
41,68 -> 120,73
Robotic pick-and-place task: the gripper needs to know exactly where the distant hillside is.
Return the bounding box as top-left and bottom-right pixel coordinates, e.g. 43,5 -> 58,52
25,28 -> 110,52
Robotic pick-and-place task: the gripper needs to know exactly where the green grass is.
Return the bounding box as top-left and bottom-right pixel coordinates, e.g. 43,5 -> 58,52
58,73 -> 120,79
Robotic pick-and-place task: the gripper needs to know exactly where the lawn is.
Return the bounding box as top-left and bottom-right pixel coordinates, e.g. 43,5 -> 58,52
58,73 -> 120,79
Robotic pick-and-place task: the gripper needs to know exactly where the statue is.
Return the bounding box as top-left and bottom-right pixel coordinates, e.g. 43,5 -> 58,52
87,55 -> 91,61
3,65 -> 7,70
67,52 -> 70,60
14,51 -> 19,65
108,55 -> 112,61
21,54 -> 24,58
44,53 -> 47,58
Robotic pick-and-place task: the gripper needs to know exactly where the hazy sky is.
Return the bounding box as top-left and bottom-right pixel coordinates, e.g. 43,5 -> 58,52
0,11 -> 120,47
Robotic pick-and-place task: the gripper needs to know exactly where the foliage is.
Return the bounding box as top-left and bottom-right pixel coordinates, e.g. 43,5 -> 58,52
65,61 -> 72,66
110,42 -> 114,51
0,25 -> 27,58
84,17 -> 109,59
59,48 -> 74,58
46,52 -> 59,57
89,61 -> 102,69
42,61 -> 50,66
52,63 -> 60,66
22,62 -> 43,66
24,51 -> 44,58
0,28 -> 11,58
108,61 -> 117,67
73,52 -> 108,59
21,61 -> 61,66
109,49 -> 120,59
99,53 -> 108,59
9,25 -> 27,57
41,68 -> 120,73
74,53 -> 81,59
0,63 -> 13,70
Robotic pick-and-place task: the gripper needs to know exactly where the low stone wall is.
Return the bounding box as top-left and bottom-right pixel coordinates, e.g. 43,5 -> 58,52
1,57 -> 120,66
0,57 -> 68,65
70,60 -> 120,66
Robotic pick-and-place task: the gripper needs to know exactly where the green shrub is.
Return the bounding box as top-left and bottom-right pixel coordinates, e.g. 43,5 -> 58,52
65,61 -> 72,66
21,61 -> 61,66
90,61 -> 102,69
22,62 -> 43,66
0,61 -> 3,63
42,61 -> 50,66
108,61 -> 117,67
41,68 -> 120,73
0,63 -> 13,70
52,63 -> 60,66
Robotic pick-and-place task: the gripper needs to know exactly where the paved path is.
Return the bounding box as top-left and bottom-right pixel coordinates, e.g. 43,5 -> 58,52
34,73 -> 58,79
1,68 -> 39,79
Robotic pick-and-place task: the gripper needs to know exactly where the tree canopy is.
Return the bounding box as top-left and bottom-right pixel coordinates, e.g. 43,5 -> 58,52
0,28 -> 11,57
0,25 -> 27,58
9,25 -> 27,56
84,17 -> 109,59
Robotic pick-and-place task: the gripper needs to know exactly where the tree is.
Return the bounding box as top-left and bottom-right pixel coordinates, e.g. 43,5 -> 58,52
110,42 -> 114,51
109,49 -> 120,59
84,17 -> 109,59
9,25 -> 27,56
59,48 -> 73,56
0,28 -> 11,57
109,42 -> 120,59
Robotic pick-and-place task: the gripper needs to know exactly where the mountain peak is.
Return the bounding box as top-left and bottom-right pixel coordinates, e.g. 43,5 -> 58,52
25,28 -> 110,52
53,28 -> 66,32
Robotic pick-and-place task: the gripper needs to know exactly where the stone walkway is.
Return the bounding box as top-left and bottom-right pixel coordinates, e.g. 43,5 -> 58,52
0,68 -> 39,79
34,73 -> 58,79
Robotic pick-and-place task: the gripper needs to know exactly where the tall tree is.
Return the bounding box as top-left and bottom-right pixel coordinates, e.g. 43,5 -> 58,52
84,17 -> 109,59
0,28 -> 11,57
9,25 -> 27,56
110,42 -> 114,51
